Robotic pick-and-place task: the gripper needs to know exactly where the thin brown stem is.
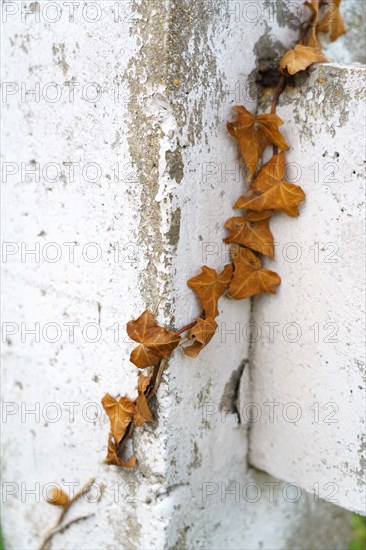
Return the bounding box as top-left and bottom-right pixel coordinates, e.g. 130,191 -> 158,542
271,75 -> 287,115
175,320 -> 197,335
40,480 -> 96,550
270,0 -> 327,149
299,0 -> 327,45
40,514 -> 95,550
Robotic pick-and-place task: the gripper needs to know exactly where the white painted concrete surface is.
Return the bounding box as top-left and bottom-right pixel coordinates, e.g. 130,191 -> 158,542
249,63 -> 366,515
1,1 -> 362,548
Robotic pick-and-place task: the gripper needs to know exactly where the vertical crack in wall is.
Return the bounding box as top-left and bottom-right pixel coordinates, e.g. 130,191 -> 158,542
220,359 -> 248,424
245,297 -> 257,467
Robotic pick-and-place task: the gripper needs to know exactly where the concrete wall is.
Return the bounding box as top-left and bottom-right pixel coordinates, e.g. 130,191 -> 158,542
1,1 -> 363,548
249,62 -> 366,515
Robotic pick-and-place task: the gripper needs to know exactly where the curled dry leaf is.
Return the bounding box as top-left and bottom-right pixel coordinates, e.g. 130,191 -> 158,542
187,264 -> 233,318
106,433 -> 137,468
137,372 -> 151,394
250,153 -> 285,193
183,317 -> 218,358
224,215 -> 274,258
127,310 -> 181,369
227,106 -> 289,179
234,154 -> 305,218
101,394 -> 135,445
47,488 -> 70,508
134,374 -> 153,426
234,183 -> 305,218
228,247 -> 281,300
317,0 -> 346,42
280,44 -> 328,75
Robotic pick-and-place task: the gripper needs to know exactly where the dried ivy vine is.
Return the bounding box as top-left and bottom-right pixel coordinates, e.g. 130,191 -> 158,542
40,0 -> 346,550
42,2 -> 347,546
101,0 -> 346,469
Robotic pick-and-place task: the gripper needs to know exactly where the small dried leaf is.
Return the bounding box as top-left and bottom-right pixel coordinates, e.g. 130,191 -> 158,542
280,45 -> 328,75
134,395 -> 153,426
317,0 -> 346,41
101,394 -> 135,445
228,247 -> 281,300
227,106 -> 289,179
183,317 -> 218,358
137,373 -> 152,395
127,310 -> 181,369
47,488 -> 70,508
251,153 -> 286,194
187,264 -> 233,318
234,153 -> 305,217
255,114 -> 289,152
134,374 -> 153,426
234,181 -> 305,218
224,215 -> 274,258
105,433 -> 137,468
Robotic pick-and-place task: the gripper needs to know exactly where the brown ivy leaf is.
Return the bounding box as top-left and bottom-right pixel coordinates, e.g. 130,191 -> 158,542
183,317 -> 218,358
280,45 -> 328,75
101,394 -> 135,445
47,488 -> 70,508
251,153 -> 285,193
187,264 -> 233,318
105,433 -> 137,468
317,0 -> 346,41
234,184 -> 305,217
228,247 -> 281,300
230,155 -> 287,224
134,374 -> 153,426
137,372 -> 151,394
127,310 -> 181,369
234,163 -> 305,218
227,106 -> 289,179
224,215 -> 274,258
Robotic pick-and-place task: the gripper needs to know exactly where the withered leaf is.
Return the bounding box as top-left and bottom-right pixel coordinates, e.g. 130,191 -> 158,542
101,394 -> 135,445
137,372 -> 151,394
134,374 -> 153,426
127,310 -> 181,369
224,215 -> 274,258
227,106 -> 289,179
317,0 -> 346,42
228,247 -> 281,300
236,153 -> 305,217
251,153 -> 285,193
47,488 -> 70,508
234,185 -> 305,218
187,264 -> 233,318
280,45 -> 328,75
105,433 -> 137,468
183,317 -> 218,358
